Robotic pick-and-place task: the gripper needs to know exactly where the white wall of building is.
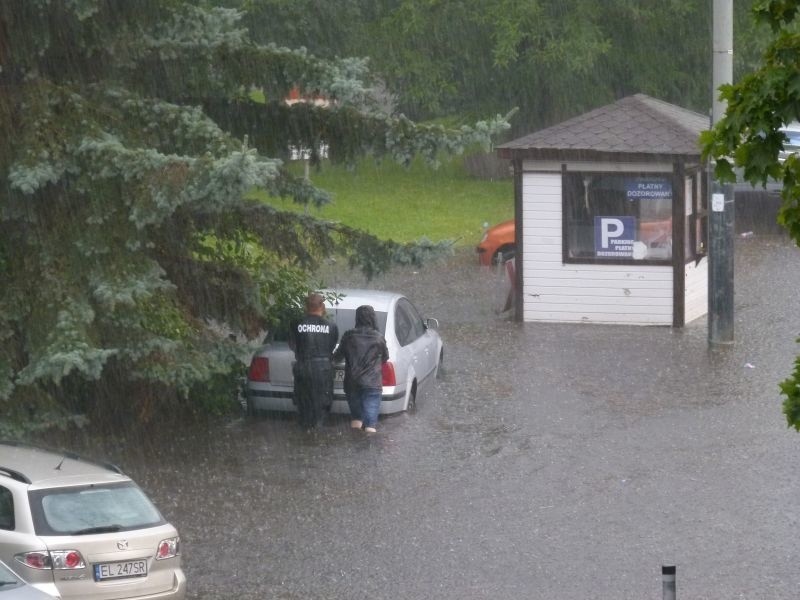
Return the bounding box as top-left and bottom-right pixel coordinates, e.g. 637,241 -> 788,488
683,174 -> 708,324
684,257 -> 708,324
520,169 -> 674,325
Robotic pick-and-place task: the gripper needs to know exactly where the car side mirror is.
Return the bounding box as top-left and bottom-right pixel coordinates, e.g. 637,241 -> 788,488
425,318 -> 439,330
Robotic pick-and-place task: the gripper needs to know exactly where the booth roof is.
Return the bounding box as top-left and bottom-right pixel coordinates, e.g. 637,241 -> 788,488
497,94 -> 709,163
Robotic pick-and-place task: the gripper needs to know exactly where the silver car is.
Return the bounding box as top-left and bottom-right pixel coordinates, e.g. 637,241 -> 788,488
246,289 -> 444,415
0,442 -> 186,600
0,557 -> 56,599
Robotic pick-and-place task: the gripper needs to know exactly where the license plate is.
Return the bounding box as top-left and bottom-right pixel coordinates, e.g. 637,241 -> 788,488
94,560 -> 148,581
334,369 -> 345,382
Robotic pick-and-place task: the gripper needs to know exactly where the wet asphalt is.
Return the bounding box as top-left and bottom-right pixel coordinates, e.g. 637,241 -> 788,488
61,235 -> 800,599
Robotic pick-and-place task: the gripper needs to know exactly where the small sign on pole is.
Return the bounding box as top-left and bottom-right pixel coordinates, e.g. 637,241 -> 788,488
712,193 -> 725,212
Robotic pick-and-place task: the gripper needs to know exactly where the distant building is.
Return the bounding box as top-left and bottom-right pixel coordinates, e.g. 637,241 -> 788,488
285,86 -> 330,161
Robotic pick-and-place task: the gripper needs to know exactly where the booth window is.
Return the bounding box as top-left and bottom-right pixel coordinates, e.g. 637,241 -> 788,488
564,172 -> 673,263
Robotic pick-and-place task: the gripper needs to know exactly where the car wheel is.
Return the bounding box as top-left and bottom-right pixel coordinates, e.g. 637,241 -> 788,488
436,349 -> 445,380
405,383 -> 417,413
493,245 -> 516,265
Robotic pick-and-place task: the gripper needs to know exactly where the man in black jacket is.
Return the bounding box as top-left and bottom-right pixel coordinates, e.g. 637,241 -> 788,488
333,304 -> 389,433
288,292 -> 339,429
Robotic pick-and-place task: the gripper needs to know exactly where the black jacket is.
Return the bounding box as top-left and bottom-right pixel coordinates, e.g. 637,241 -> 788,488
333,305 -> 389,391
288,314 -> 338,362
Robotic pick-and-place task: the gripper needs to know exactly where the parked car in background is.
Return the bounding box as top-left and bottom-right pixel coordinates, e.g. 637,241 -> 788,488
0,557 -> 56,599
476,219 -> 515,266
0,442 -> 186,600
246,289 -> 443,416
779,122 -> 800,162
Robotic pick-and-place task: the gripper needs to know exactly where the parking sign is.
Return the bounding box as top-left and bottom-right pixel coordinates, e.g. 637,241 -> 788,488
594,216 -> 635,258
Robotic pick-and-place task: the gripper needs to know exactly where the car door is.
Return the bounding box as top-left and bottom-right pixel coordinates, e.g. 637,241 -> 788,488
395,299 -> 436,394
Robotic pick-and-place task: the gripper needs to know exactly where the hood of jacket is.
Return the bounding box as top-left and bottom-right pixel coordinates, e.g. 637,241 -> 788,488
355,304 -> 377,330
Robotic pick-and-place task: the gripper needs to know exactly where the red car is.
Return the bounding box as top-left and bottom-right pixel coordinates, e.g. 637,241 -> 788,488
476,219 -> 515,266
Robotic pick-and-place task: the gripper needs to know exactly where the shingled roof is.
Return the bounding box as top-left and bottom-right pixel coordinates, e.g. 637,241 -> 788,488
496,94 -> 709,163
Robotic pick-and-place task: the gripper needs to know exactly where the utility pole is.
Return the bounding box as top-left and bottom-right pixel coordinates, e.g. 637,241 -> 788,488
708,0 -> 734,346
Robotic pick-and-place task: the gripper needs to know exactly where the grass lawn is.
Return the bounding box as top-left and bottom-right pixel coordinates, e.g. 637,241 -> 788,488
256,155 -> 513,248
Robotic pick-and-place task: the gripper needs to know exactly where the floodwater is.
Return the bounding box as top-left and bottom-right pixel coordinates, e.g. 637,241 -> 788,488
57,236 -> 800,599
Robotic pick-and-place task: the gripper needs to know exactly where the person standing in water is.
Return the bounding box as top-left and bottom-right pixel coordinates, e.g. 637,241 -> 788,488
333,304 -> 388,433
288,292 -> 338,429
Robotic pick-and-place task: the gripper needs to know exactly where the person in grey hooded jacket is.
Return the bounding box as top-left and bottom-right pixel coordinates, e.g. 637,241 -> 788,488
333,304 -> 389,433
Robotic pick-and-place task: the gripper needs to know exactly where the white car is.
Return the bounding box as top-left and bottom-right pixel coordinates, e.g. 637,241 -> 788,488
246,289 -> 443,415
779,122 -> 800,162
0,557 -> 56,599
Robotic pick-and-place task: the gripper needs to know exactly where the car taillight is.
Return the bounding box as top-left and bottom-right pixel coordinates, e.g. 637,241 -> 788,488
16,552 -> 51,569
156,537 -> 179,560
381,361 -> 396,386
51,550 -> 85,569
248,356 -> 270,382
15,550 -> 84,570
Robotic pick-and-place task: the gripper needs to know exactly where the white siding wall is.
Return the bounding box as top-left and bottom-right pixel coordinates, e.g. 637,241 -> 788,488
684,257 -> 708,324
683,173 -> 708,325
521,171 -> 674,325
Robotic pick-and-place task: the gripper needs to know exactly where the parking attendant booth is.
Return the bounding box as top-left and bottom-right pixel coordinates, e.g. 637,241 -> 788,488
496,94 -> 709,327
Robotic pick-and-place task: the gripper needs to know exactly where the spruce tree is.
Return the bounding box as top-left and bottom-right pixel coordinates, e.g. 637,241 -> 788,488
0,1 -> 510,427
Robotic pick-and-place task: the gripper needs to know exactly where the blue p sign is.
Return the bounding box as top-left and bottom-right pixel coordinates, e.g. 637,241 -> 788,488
600,218 -> 624,248
594,216 -> 635,258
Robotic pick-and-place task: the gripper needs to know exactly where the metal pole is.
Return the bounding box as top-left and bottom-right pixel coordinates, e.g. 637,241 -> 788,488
662,565 -> 676,600
708,0 -> 735,345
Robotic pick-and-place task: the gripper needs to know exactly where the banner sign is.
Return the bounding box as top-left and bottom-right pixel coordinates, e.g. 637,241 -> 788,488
594,216 -> 636,258
625,179 -> 672,201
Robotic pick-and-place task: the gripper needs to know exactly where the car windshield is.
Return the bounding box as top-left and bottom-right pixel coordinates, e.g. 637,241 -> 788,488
29,482 -> 165,536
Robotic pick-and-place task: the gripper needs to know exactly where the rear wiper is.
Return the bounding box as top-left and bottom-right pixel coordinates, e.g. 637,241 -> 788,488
71,524 -> 122,535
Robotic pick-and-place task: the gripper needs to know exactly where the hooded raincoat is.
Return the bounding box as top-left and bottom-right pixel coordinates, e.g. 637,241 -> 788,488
333,305 -> 389,393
